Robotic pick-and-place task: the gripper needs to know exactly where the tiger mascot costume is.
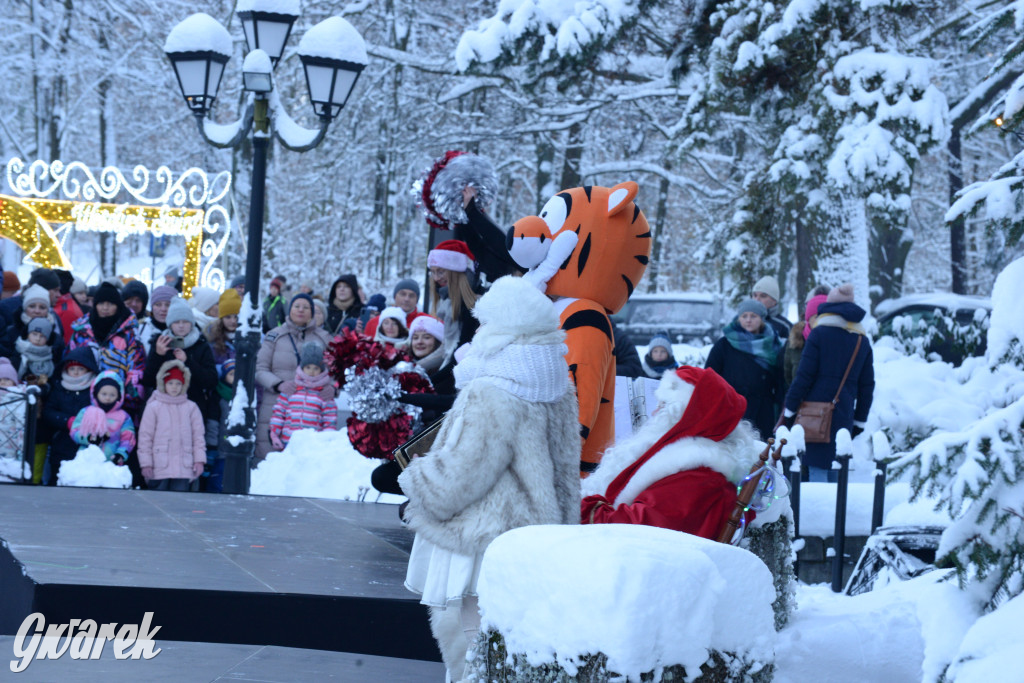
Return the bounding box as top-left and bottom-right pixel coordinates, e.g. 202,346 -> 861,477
507,181 -> 650,475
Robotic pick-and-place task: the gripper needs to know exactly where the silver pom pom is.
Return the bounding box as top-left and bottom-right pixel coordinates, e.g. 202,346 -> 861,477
346,367 -> 404,424
431,154 -> 499,225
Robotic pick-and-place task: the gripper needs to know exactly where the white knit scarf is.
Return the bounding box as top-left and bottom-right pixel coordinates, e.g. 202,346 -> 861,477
454,342 -> 569,403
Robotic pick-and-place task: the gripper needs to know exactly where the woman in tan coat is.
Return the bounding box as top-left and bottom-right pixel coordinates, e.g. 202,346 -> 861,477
254,294 -> 334,461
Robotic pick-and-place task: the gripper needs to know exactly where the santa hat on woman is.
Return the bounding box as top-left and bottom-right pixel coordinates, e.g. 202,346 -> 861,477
409,315 -> 444,343
427,240 -> 475,273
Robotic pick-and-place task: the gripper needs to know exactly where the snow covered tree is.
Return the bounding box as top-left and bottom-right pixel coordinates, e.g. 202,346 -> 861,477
676,0 -> 948,306
892,257 -> 1024,612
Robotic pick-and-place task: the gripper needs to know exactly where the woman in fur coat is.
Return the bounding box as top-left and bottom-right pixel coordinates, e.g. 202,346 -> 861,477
399,275 -> 581,683
581,365 -> 758,539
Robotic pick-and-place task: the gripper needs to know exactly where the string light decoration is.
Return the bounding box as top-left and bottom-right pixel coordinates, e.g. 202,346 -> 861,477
3,157 -> 232,295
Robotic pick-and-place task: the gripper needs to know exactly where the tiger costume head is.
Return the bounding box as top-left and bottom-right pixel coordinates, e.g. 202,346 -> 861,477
506,181 -> 651,314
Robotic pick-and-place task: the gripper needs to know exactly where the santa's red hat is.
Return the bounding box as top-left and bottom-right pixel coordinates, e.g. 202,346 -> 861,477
428,240 -> 475,273
409,314 -> 444,342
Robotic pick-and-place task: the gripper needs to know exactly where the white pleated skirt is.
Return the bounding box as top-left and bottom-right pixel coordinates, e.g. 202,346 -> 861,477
404,533 -> 484,608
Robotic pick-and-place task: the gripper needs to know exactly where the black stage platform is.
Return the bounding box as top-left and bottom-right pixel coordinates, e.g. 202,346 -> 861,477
0,486 -> 443,677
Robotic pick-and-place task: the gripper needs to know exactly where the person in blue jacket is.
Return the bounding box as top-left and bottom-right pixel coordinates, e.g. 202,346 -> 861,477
781,283 -> 875,481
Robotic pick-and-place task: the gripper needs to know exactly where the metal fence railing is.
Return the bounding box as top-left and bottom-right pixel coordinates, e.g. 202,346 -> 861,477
0,385 -> 40,485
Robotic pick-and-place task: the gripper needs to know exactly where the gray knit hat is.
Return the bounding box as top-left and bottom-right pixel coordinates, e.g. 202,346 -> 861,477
752,275 -> 780,302
393,278 -> 420,299
166,297 -> 194,326
647,333 -> 672,352
299,342 -> 325,371
736,299 -> 768,320
27,317 -> 53,339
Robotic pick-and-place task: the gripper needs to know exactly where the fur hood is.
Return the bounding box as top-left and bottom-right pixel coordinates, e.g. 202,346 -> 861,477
156,359 -> 191,393
469,275 -> 565,357
788,320 -> 806,349
583,370 -> 759,506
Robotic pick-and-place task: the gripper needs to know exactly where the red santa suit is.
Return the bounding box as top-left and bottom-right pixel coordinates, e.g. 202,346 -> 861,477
581,365 -> 756,540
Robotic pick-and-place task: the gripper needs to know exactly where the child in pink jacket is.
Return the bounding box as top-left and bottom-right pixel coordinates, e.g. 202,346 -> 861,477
137,360 -> 206,491
269,342 -> 337,450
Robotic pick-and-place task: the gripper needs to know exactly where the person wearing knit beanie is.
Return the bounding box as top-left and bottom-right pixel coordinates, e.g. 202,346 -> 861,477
27,317 -> 53,340
827,283 -> 856,303
218,288 -> 242,318
408,315 -> 445,372
299,341 -> 326,372
151,285 -> 177,307
0,357 -> 18,386
28,268 -> 60,295
21,284 -> 50,310
229,274 -> 246,297
166,298 -> 195,327
752,276 -> 780,307
735,298 -> 768,323
188,286 -> 221,318
55,270 -> 74,296
121,280 -> 150,317
392,278 -> 421,317
2,271 -> 20,299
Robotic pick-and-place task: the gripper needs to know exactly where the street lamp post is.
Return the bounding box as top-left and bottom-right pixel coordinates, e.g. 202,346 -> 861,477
164,5 -> 367,494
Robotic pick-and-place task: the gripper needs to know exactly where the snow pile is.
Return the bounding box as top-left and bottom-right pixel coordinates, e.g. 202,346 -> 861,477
944,591 -> 1024,681
297,17 -> 368,65
250,428 -> 402,503
164,13 -> 233,57
476,524 -> 775,678
775,572 -> 979,683
56,446 -> 132,489
987,255 -> 1024,364
0,457 -> 30,482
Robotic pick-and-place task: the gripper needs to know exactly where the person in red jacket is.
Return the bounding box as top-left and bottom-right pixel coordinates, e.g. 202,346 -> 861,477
53,270 -> 83,341
581,365 -> 758,540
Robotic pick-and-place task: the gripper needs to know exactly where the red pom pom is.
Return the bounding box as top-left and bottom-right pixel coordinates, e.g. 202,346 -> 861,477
396,371 -> 433,395
347,413 -> 414,460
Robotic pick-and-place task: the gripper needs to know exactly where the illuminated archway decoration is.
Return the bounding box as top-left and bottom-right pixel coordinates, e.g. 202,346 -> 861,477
3,158 -> 232,297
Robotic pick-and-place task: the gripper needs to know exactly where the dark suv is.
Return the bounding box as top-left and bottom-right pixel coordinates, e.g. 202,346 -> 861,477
612,293 -> 729,345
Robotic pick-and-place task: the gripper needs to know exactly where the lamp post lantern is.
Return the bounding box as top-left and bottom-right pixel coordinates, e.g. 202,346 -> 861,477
164,8 -> 368,494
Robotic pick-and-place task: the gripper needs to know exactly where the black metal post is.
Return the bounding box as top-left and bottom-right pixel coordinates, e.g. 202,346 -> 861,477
831,453 -> 853,592
220,102 -> 270,495
871,459 -> 888,534
783,455 -> 801,538
20,387 -> 39,484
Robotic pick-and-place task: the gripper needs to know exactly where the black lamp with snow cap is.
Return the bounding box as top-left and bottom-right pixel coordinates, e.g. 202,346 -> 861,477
297,17 -> 368,122
164,13 -> 232,117
162,7 -> 368,495
236,0 -> 299,68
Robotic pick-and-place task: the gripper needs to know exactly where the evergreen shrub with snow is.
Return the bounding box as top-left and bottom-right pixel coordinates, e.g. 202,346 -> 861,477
892,257 -> 1024,610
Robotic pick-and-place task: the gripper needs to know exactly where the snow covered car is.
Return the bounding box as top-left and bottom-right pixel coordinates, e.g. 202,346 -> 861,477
874,293 -> 991,365
612,292 -> 730,346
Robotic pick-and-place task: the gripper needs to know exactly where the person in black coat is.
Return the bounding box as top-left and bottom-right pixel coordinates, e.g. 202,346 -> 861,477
141,298 -> 218,426
782,284 -> 874,481
0,286 -> 64,377
41,347 -> 99,485
325,274 -> 364,334
612,322 -> 644,379
705,299 -> 785,441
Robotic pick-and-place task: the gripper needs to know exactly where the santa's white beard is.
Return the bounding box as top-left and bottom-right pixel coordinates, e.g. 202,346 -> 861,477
581,400 -> 685,497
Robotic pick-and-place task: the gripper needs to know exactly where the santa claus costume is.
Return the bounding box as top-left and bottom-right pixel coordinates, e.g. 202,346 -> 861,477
581,365 -> 758,540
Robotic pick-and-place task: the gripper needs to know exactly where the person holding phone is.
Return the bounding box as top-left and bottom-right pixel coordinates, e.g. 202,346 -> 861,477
141,299 -> 218,450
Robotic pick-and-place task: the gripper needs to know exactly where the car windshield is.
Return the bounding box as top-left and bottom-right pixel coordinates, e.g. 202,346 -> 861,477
629,300 -> 714,326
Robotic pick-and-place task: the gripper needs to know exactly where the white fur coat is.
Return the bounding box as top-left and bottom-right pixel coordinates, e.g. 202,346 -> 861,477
399,381 -> 580,555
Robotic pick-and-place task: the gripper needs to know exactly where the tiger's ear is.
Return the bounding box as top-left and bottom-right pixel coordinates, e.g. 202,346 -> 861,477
606,181 -> 639,217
